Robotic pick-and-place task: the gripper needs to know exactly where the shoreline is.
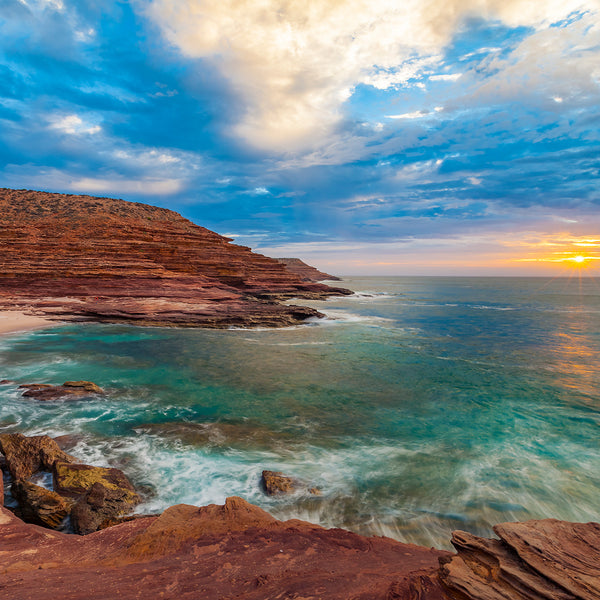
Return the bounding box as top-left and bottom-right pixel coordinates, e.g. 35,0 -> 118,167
0,311 -> 60,337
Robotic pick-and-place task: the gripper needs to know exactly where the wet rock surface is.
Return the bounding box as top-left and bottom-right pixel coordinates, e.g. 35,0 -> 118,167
0,188 -> 352,328
19,380 -> 103,401
261,469 -> 298,495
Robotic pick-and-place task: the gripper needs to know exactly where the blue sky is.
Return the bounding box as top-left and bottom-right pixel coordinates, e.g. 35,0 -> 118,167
1,0 -> 599,274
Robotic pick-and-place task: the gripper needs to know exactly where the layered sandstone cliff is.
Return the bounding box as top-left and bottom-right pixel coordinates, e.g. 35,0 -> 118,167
0,188 -> 351,327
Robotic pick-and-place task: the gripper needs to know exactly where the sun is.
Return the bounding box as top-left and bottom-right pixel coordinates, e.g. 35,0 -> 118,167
574,255 -> 585,263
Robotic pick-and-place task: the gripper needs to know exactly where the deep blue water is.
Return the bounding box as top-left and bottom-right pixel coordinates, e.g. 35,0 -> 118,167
1,276 -> 599,548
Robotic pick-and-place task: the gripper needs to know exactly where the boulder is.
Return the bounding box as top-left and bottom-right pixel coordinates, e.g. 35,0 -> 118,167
53,461 -> 140,501
0,433 -> 76,481
261,470 -> 297,495
71,481 -> 142,535
11,480 -> 73,529
52,461 -> 140,534
19,381 -> 103,401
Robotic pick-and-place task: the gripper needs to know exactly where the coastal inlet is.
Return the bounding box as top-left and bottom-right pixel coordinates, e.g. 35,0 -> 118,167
1,276 -> 599,550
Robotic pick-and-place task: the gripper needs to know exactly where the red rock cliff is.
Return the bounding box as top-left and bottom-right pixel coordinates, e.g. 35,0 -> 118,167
0,188 -> 351,327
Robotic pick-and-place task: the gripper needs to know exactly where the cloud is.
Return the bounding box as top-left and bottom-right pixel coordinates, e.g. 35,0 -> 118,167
70,176 -> 184,195
48,114 -> 101,135
148,0 -> 598,152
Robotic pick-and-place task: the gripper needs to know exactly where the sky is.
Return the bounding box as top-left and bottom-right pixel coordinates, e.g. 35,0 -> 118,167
1,0 -> 599,275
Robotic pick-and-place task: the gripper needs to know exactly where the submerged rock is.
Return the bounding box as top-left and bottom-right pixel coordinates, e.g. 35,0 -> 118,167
11,480 -> 73,529
19,381 -> 103,401
0,433 -> 76,481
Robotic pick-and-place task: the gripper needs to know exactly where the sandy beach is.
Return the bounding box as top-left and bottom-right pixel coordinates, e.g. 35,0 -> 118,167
0,311 -> 58,336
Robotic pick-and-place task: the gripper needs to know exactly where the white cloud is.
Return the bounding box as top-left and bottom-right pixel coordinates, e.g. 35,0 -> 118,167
386,111 -> 428,120
70,177 -> 184,196
430,73 -> 462,82
48,114 -> 101,135
460,12 -> 600,107
148,0 -> 598,152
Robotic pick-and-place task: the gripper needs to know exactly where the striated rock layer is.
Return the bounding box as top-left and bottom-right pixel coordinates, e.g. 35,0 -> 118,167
0,496 -> 450,600
439,519 -> 600,600
0,188 -> 352,327
275,257 -> 342,281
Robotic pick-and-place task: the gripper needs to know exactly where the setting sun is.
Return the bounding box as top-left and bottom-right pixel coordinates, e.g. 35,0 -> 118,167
574,255 -> 585,263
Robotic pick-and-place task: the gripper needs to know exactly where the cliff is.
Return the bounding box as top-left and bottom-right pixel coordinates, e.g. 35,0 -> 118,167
0,188 -> 351,327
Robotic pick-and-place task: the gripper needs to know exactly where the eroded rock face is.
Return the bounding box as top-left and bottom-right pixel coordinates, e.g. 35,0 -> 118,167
0,497 -> 450,600
19,381 -> 103,401
70,481 -> 140,535
11,480 -> 73,529
0,188 -> 352,328
0,433 -> 76,481
439,519 -> 600,600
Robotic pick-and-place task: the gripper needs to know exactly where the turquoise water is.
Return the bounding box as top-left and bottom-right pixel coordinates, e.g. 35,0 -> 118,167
1,276 -> 599,549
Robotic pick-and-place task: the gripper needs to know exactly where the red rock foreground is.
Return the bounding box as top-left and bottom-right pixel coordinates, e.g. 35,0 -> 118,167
0,188 -> 352,328
1,496 -> 599,600
0,497 -> 450,600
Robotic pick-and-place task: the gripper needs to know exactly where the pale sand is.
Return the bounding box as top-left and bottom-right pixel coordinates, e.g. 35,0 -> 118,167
0,311 -> 59,336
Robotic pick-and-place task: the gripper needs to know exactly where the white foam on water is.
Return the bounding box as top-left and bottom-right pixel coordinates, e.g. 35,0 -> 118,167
316,309 -> 396,327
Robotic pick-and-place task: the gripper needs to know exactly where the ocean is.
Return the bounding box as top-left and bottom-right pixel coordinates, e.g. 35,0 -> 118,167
1,276 -> 599,549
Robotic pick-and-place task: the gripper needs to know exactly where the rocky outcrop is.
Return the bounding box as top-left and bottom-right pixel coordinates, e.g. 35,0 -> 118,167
275,257 -> 342,281
11,480 -> 73,529
19,381 -> 103,401
0,497 -> 450,600
0,188 -> 352,328
439,519 -> 600,600
52,462 -> 141,534
0,433 -> 141,534
0,433 -> 75,481
70,481 -> 140,535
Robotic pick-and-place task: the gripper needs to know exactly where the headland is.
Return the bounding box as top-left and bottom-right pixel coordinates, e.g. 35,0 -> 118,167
0,188 -> 352,328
